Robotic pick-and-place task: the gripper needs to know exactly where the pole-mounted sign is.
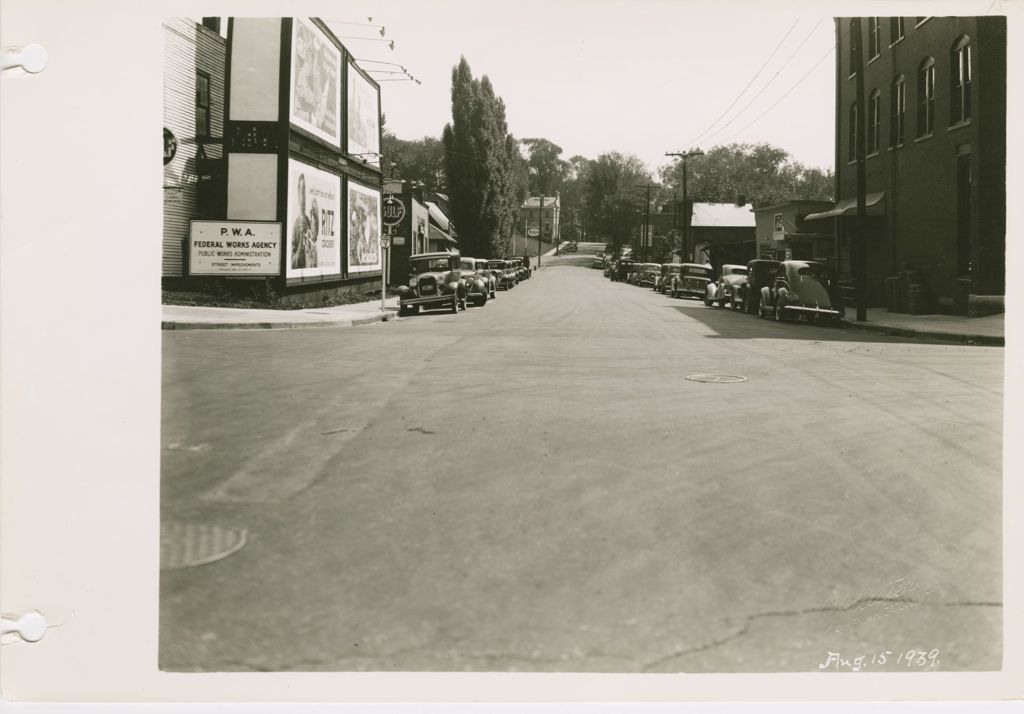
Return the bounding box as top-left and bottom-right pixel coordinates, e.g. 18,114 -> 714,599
382,196 -> 405,227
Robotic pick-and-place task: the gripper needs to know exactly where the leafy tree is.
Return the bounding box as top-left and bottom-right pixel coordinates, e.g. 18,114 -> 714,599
658,142 -> 833,208
521,138 -> 567,196
442,57 -> 520,258
582,152 -> 651,253
381,132 -> 446,192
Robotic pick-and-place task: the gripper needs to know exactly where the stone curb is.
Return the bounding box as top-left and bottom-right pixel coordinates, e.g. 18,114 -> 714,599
161,310 -> 397,331
843,319 -> 1004,346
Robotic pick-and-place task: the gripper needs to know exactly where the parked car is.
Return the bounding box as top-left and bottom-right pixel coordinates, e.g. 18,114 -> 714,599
510,256 -> 529,280
396,252 -> 467,315
669,263 -> 715,299
758,260 -> 846,323
487,259 -> 517,290
592,254 -> 606,269
458,258 -> 492,307
473,259 -> 499,299
610,259 -> 635,282
637,263 -> 661,288
704,264 -> 750,308
654,263 -> 683,293
733,259 -> 780,315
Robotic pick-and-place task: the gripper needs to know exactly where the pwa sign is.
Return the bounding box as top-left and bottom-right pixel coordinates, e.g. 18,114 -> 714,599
189,220 -> 282,276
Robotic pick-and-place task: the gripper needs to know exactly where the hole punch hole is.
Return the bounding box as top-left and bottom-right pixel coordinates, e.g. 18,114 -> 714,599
1,611 -> 48,643
1,44 -> 48,74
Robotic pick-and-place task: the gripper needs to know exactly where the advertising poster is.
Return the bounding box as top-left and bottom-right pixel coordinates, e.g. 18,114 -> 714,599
346,63 -> 380,164
289,18 -> 341,147
287,159 -> 341,279
347,180 -> 382,273
189,221 -> 282,275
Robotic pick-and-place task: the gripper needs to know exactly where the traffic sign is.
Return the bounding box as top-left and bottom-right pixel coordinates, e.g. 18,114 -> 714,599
380,235 -> 391,248
527,228 -> 540,237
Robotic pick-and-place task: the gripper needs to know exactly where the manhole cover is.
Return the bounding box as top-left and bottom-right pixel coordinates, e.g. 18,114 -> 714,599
685,373 -> 748,383
161,520 -> 247,571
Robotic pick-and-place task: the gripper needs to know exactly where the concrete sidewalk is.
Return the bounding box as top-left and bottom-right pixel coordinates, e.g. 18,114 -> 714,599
843,307 -> 1004,346
162,297 -> 400,331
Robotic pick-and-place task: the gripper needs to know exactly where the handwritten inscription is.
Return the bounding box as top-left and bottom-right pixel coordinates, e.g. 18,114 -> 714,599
818,648 -> 941,672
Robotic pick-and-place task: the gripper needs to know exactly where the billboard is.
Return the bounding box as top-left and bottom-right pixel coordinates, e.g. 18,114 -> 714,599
286,159 -> 342,279
189,221 -> 282,276
289,18 -> 341,147
347,63 -> 380,164
347,179 -> 382,273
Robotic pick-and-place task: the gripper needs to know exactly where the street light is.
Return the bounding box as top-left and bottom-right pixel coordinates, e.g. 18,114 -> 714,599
665,149 -> 704,261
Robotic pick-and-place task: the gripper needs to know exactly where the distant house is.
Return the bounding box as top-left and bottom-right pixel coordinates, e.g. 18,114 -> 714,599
686,202 -> 756,267
520,195 -> 561,243
753,200 -> 835,263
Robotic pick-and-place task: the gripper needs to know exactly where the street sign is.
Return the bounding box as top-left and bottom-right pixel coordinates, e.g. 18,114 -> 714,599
382,196 -> 405,227
527,228 -> 540,237
380,235 -> 391,248
392,235 -> 406,245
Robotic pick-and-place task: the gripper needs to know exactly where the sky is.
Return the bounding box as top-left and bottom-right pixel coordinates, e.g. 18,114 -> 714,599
321,0 -> 851,177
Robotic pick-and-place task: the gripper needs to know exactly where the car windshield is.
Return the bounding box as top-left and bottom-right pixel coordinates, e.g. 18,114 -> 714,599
798,265 -> 836,284
666,265 -> 682,274
487,261 -> 505,269
683,267 -> 713,278
411,258 -> 451,272
460,261 -> 475,271
727,267 -> 749,276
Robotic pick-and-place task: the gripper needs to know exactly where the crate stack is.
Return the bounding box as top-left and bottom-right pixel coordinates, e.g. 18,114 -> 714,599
899,269 -> 930,314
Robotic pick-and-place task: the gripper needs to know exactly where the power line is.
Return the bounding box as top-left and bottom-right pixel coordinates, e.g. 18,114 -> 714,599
699,17 -> 826,145
679,18 -> 800,150
720,40 -> 836,144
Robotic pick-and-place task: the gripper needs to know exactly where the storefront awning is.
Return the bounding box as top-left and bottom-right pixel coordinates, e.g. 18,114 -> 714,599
804,192 -> 885,221
428,222 -> 457,245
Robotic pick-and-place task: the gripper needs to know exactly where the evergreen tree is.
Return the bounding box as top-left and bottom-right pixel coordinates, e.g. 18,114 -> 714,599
442,57 -> 520,258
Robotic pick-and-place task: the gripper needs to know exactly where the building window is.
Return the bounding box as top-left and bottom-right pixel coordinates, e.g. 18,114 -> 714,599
890,17 -> 905,44
868,17 -> 881,59
868,89 -> 881,154
916,57 -> 935,137
848,19 -> 859,75
848,102 -> 857,161
951,36 -> 972,124
890,75 -> 906,147
195,71 -> 211,138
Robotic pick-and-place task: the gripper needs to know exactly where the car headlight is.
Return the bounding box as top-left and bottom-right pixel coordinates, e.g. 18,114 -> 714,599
408,277 -> 418,288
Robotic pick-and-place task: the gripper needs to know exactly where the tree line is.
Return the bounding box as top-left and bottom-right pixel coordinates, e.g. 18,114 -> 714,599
382,56 -> 834,258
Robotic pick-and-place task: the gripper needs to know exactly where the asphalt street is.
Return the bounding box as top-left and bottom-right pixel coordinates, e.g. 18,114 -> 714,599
160,243 -> 1003,672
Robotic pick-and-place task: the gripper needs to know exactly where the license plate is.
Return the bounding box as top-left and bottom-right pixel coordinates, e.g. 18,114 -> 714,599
420,285 -> 434,293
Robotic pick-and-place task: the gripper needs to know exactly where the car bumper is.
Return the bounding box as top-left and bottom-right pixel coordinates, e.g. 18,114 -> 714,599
400,293 -> 457,308
782,304 -> 844,318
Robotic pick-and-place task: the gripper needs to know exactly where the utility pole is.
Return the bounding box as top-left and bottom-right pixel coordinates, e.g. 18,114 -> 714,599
538,194 -> 545,264
666,149 -> 703,262
635,183 -> 654,262
853,19 -> 868,321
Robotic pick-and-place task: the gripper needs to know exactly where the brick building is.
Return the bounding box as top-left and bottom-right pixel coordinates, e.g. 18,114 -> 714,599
810,16 -> 1006,311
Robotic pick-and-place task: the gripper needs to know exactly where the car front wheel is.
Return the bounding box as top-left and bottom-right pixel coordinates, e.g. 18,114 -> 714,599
774,300 -> 785,322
